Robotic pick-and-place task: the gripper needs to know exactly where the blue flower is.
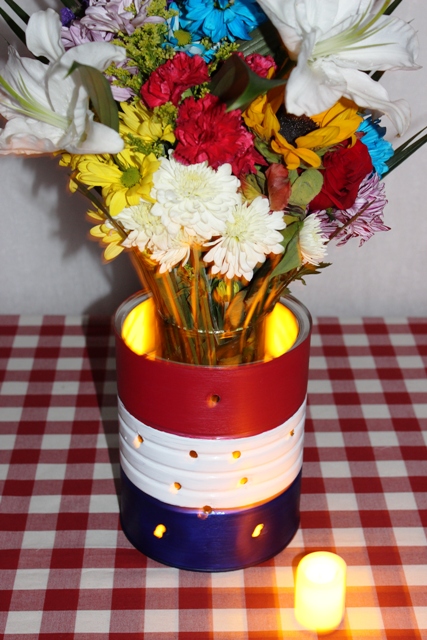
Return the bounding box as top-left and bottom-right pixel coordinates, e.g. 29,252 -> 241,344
358,116 -> 394,178
164,2 -> 216,61
182,0 -> 267,43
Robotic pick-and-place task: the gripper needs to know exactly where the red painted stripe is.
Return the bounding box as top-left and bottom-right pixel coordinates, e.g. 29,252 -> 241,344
114,296 -> 311,439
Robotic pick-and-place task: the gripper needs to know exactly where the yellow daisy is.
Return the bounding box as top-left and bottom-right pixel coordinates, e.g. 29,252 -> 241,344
120,101 -> 175,147
59,152 -> 112,193
75,149 -> 160,216
87,209 -> 125,261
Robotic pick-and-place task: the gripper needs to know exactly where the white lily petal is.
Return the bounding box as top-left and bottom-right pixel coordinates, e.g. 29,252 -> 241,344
294,0 -> 345,35
339,66 -> 411,134
285,37 -> 345,116
0,49 -> 69,131
65,118 -> 124,154
45,42 -> 125,118
25,9 -> 64,63
0,49 -> 52,114
0,8 -> 126,155
327,0 -> 374,28
256,0 -> 375,57
260,0 -> 419,129
46,70 -> 82,121
60,41 -> 127,72
250,0 -> 301,57
0,117 -> 61,154
331,16 -> 419,70
67,84 -> 90,140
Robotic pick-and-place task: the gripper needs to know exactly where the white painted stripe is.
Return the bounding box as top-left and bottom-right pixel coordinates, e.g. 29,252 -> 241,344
118,398 -> 305,509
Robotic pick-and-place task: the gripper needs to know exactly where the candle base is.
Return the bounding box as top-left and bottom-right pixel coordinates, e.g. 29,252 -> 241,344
294,551 -> 347,633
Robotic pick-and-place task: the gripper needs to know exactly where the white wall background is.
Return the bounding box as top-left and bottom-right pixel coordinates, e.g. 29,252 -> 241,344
1,0 -> 426,317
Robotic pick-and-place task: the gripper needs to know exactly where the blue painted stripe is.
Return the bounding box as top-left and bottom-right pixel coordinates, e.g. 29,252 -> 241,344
120,467 -> 302,572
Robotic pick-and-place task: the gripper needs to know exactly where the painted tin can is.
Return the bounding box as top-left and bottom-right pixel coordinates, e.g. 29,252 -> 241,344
114,292 -> 311,571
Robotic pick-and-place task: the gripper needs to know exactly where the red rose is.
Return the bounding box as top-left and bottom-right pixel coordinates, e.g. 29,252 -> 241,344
140,52 -> 209,108
174,93 -> 265,176
309,140 -> 373,211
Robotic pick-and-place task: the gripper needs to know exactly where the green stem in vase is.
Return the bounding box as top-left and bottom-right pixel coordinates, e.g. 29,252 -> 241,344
163,271 -> 200,363
198,271 -> 218,366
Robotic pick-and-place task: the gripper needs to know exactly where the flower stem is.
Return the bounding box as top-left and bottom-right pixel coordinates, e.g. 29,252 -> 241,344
328,200 -> 374,241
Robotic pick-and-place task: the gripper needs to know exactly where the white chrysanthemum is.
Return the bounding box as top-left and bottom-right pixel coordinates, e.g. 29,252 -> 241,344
150,156 -> 241,240
116,200 -> 168,252
151,229 -> 203,273
299,214 -> 328,266
203,196 -> 286,281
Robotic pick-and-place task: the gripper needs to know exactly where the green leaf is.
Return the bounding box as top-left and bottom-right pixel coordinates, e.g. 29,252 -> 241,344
68,62 -> 119,132
270,223 -> 301,279
254,137 -> 282,163
288,169 -> 299,185
389,126 -> 427,154
289,168 -> 323,208
369,1 -> 404,81
368,1 -> 404,82
237,22 -> 283,58
370,69 -> 385,82
60,0 -> 82,11
209,54 -> 287,112
224,290 -> 246,329
293,261 -> 331,285
0,7 -> 26,44
384,0 -> 404,15
385,127 -> 427,175
3,0 -> 29,24
240,173 -> 265,201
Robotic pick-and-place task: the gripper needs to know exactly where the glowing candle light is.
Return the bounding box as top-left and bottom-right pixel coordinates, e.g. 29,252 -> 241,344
294,551 -> 347,634
264,302 -> 299,360
122,298 -> 299,360
122,297 -> 159,356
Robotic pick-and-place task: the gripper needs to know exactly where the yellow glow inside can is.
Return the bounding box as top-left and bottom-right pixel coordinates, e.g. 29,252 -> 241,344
122,297 -> 299,360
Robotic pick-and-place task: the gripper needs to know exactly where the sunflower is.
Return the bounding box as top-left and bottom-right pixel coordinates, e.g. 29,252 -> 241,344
74,149 -> 160,216
300,98 -> 363,148
244,95 -> 363,170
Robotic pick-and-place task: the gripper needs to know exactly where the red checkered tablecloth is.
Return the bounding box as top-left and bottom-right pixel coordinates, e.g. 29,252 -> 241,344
0,314 -> 426,640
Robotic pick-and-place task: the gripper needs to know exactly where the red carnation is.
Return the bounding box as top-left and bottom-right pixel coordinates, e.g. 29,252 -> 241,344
309,140 -> 373,211
174,93 -> 265,177
140,52 -> 210,108
236,52 -> 277,78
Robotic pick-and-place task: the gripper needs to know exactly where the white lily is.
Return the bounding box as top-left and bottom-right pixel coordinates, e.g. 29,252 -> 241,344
255,0 -> 419,134
0,8 -> 126,154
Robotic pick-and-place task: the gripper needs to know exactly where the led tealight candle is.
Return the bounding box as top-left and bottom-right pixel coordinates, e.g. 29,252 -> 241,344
294,551 -> 347,634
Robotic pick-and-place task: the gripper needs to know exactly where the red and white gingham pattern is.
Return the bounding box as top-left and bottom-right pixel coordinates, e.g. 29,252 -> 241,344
0,314 -> 426,640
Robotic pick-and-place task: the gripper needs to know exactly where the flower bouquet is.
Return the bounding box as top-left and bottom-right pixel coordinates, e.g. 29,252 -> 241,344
0,0 -> 424,366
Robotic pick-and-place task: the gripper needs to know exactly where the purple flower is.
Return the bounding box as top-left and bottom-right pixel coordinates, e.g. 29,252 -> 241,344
313,173 -> 389,247
314,209 -> 340,239
61,23 -> 114,48
80,0 -> 164,37
60,7 -> 75,27
61,0 -> 165,50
